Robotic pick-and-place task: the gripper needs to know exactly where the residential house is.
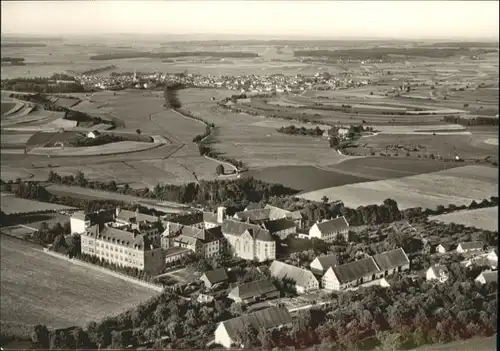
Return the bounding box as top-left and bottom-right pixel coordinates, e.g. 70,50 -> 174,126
221,219 -> 276,262
308,217 -> 349,242
372,248 -> 411,277
80,223 -> 164,276
436,243 -> 455,254
456,241 -> 484,254
86,130 -> 101,139
475,271 -> 498,285
322,257 -> 380,291
262,218 -> 297,240
269,260 -> 319,294
214,307 -> 293,349
426,265 -> 449,283
200,268 -> 229,290
310,253 -> 339,276
228,279 -> 279,304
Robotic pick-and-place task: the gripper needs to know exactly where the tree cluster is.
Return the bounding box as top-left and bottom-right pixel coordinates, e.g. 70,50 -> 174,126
163,83 -> 183,109
443,115 -> 499,126
277,125 -> 325,137
69,134 -> 124,147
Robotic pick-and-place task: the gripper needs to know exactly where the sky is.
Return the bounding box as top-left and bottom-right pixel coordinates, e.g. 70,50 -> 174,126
1,1 -> 499,40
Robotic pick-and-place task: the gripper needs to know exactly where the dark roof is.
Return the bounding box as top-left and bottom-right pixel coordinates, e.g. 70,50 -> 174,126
332,257 -> 380,284
116,209 -> 158,224
201,268 -> 228,285
372,248 -> 409,271
221,307 -> 292,340
314,254 -> 339,270
263,218 -> 296,233
315,216 -> 349,233
221,219 -> 274,242
166,222 -> 223,243
458,241 -> 484,250
164,246 -> 191,257
269,260 -> 318,288
71,209 -> 114,224
234,209 -> 271,222
84,224 -> 157,250
228,279 -> 277,301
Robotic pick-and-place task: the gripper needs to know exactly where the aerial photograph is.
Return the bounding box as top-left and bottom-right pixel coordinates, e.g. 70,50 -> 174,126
0,0 -> 498,350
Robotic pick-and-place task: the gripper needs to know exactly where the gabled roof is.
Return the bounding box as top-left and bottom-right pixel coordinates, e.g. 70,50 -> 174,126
331,257 -> 380,284
167,222 -> 223,243
228,279 -> 277,301
234,209 -> 271,222
269,260 -> 318,288
372,248 -> 410,271
220,307 -> 292,340
314,217 -> 349,233
263,218 -> 296,233
201,268 -> 228,285
477,271 -> 498,283
264,204 -> 303,220
84,224 -> 155,250
458,241 -> 484,250
221,219 -> 274,242
116,209 -> 158,224
438,243 -> 455,251
313,254 -> 339,270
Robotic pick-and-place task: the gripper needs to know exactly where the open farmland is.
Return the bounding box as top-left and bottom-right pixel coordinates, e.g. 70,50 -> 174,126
298,165 -> 498,210
0,193 -> 76,215
45,184 -> 190,213
246,157 -> 464,192
0,235 -> 158,329
429,206 -> 498,232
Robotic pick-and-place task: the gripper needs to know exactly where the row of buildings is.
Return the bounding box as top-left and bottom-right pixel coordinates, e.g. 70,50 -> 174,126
75,70 -> 371,93
72,204 -> 351,276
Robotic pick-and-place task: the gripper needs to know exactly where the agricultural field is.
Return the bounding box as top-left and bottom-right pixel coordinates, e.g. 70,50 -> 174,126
44,184 -> 189,213
0,193 -> 76,215
245,157 -> 464,192
0,235 -> 158,329
429,206 -> 498,232
298,165 -> 498,210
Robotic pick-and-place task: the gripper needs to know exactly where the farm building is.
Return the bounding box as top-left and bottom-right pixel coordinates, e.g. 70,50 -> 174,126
322,248 -> 410,290
322,257 -> 380,291
310,253 -> 339,275
456,241 -> 484,254
227,279 -> 279,304
200,268 -> 228,290
474,271 -> 498,285
86,130 -> 101,139
269,260 -> 319,294
426,265 -> 449,283
307,216 -> 349,242
80,224 -> 164,276
262,218 -> 297,240
372,248 -> 411,277
214,307 -> 293,349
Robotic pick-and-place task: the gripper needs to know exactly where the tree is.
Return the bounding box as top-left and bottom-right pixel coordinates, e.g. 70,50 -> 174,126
136,129 -> 142,140
329,136 -> 340,149
32,324 -> 50,348
216,164 -> 225,176
321,195 -> 329,204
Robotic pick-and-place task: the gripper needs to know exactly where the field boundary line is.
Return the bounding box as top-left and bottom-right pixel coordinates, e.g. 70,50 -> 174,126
41,249 -> 164,292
